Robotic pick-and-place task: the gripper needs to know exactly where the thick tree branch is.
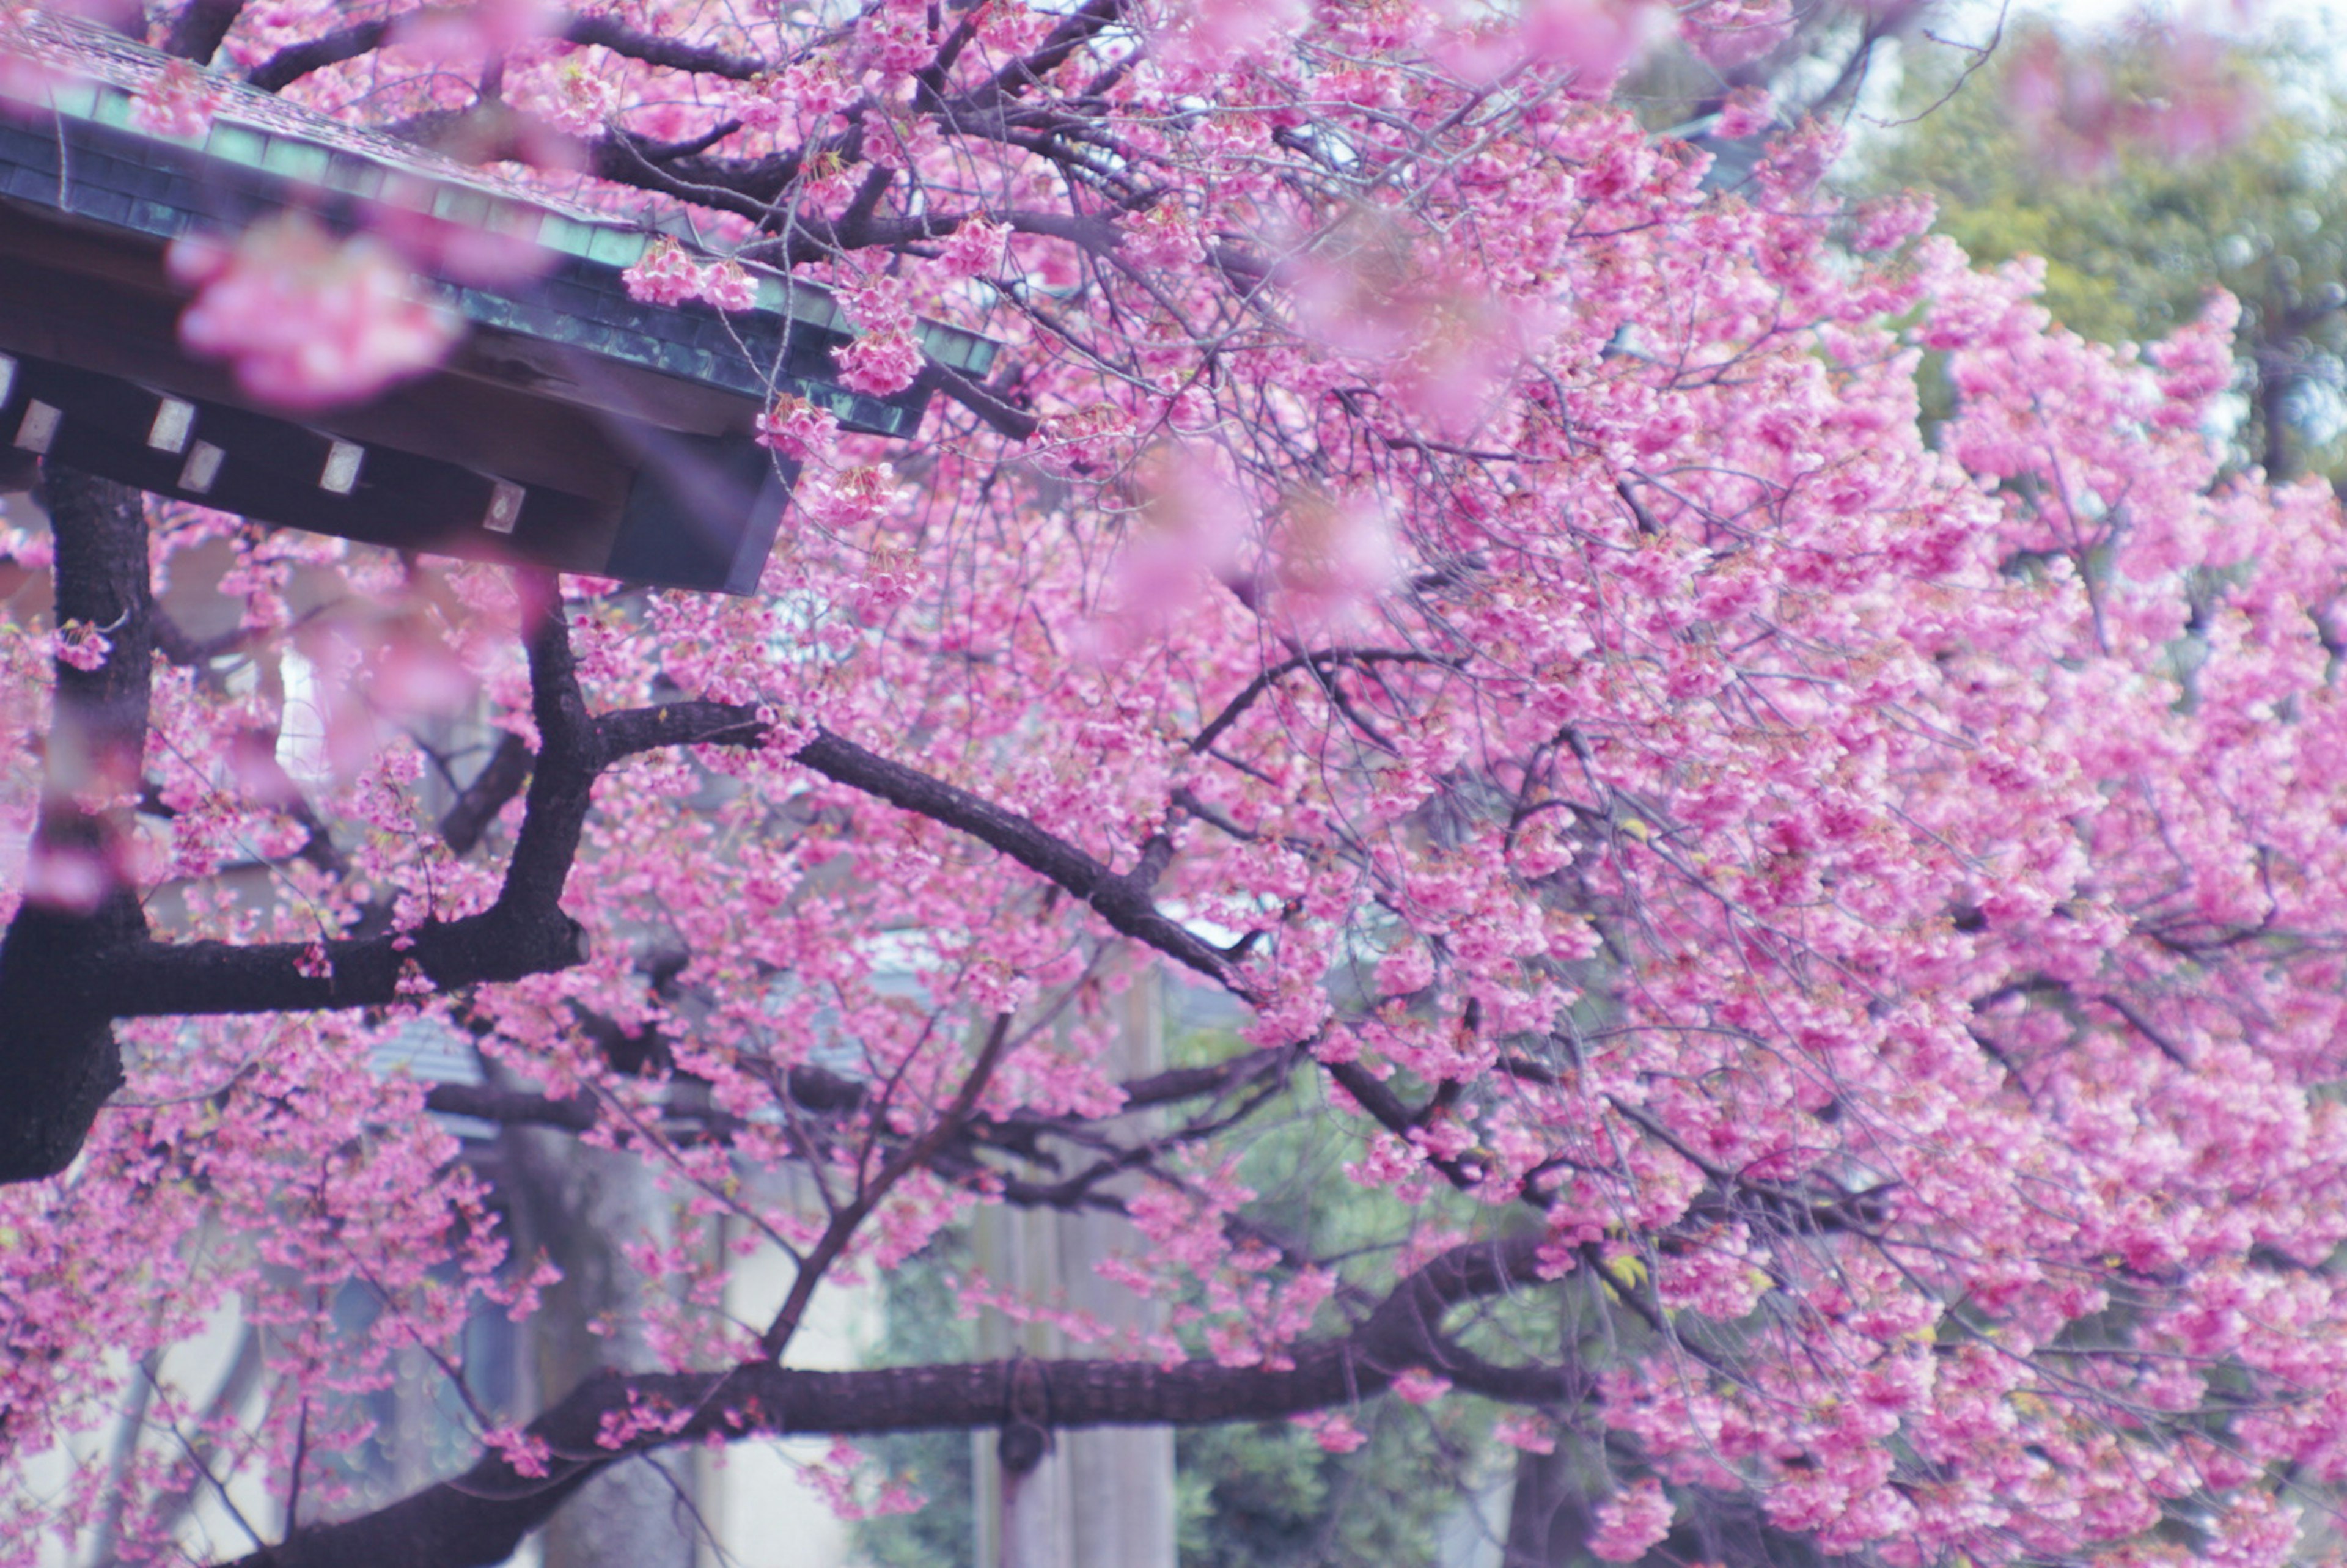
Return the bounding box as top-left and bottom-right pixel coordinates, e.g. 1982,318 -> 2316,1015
161,0 -> 244,63
248,10 -> 763,93
438,730 -> 534,855
244,17 -> 387,90
224,1233 -> 1559,1568
18,596 -> 596,1035
5,639 -> 1252,1174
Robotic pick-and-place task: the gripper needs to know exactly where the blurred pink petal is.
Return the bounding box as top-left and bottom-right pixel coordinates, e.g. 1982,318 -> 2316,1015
369,202 -> 554,288
395,0 -> 559,60
1714,84 -> 1774,141
172,214 -> 461,411
1519,0 -> 1669,79
1680,0 -> 1793,71
21,843 -> 112,914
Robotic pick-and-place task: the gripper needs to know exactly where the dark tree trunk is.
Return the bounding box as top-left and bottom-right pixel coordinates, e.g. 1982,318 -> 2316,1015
0,467 -> 151,1181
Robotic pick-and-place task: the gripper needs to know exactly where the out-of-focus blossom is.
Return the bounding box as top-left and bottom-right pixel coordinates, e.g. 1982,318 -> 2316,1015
369,188 -> 553,288
1163,0 -> 1309,67
1521,0 -> 1671,75
1494,1413 -> 1559,1453
1439,0 -> 1667,87
396,0 -> 560,60
20,843 -> 112,914
2007,24 -> 2260,181
1291,1411 -> 1370,1453
1713,84 -> 1775,141
1094,444 -> 1247,653
1272,488 -> 1395,628
171,214 -> 461,410
1591,1478 -> 1674,1562
2142,34 -> 2263,161
1680,0 -> 1793,71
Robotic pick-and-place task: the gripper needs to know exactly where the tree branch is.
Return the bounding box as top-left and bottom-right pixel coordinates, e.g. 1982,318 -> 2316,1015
161,0 -> 245,63
599,703 -> 1246,992
224,1234 -> 1560,1568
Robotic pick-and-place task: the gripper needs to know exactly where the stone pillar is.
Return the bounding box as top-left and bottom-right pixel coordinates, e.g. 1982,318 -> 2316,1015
972,974 -> 1177,1568
505,1130 -> 699,1568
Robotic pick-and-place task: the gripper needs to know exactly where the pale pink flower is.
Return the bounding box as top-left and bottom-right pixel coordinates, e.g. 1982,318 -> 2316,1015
547,64 -> 619,134
838,276 -> 916,335
702,260 -> 759,313
1295,1412 -> 1369,1453
171,214 -> 460,409
838,328 -> 924,397
1121,203 -> 1196,270
1680,0 -> 1793,71
1591,1478 -> 1673,1561
937,218 -> 1010,279
53,619 -> 111,672
755,394 -> 841,462
1494,1413 -> 1557,1454
623,238 -> 702,307
1390,1368 -> 1451,1405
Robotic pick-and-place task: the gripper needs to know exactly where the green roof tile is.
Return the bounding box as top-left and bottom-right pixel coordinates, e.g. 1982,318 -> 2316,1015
262,137 -> 329,181
205,122 -> 263,166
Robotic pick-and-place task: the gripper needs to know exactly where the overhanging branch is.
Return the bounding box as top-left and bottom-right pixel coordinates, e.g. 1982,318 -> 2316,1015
222,1233 -> 1562,1568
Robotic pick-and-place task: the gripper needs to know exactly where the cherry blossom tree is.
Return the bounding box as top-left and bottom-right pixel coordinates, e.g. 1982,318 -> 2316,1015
4,2 -> 2344,1567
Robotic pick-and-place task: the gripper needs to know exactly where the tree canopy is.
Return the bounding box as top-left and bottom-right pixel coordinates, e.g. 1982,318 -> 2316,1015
6,2 -> 2347,1567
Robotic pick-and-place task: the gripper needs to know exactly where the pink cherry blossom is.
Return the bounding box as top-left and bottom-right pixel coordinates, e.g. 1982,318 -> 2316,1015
623,236 -> 702,306
1591,1478 -> 1673,1561
6,10 -> 2347,1568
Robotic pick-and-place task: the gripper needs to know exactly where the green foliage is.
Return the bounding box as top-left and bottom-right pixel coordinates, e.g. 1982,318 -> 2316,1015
1853,17 -> 2347,479
1175,1403 -> 1485,1568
